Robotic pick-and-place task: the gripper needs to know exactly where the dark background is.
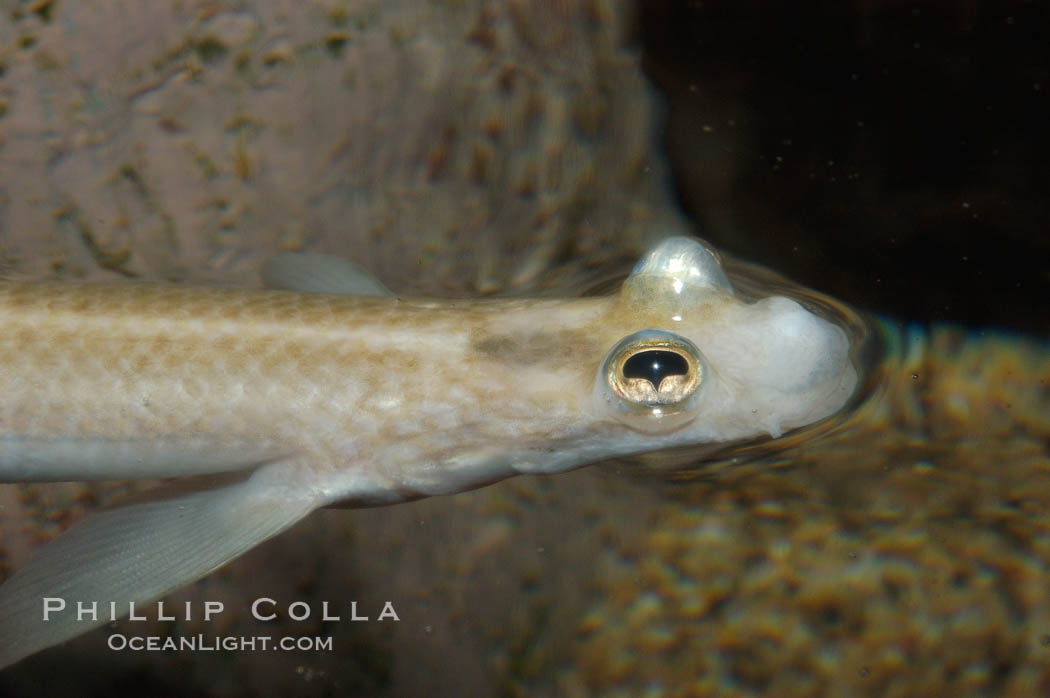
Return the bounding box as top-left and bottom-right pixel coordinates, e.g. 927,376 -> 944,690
639,0 -> 1048,333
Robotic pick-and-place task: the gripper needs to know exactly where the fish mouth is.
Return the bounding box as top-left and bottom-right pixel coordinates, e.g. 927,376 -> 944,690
721,252 -> 883,417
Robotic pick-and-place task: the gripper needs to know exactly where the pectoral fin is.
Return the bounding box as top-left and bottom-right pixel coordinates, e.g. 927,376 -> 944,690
0,463 -> 320,669
261,252 -> 392,296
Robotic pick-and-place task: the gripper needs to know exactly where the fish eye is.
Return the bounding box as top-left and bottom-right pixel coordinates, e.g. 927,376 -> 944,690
621,350 -> 690,398
597,330 -> 706,432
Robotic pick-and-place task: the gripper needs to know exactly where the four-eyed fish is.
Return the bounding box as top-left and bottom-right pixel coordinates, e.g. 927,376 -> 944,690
0,236 -> 859,667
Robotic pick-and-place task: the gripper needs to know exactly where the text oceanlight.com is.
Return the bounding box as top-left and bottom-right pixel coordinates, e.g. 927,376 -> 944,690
107,634 -> 334,653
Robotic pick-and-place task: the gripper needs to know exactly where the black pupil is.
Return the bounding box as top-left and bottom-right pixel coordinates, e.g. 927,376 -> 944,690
622,350 -> 689,390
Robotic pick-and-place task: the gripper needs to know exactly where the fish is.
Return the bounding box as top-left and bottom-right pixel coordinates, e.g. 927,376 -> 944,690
0,236 -> 858,668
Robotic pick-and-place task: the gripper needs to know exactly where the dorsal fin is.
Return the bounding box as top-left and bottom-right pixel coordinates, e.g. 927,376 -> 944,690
261,252 -> 392,296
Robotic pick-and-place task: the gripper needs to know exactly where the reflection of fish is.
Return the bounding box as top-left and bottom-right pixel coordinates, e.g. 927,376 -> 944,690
0,237 -> 857,667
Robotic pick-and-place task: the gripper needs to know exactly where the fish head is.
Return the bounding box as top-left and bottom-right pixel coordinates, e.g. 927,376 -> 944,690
592,236 -> 859,444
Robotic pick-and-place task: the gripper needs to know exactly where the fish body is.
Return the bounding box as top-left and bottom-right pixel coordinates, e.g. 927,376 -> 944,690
0,237 -> 858,667
0,283 -> 610,496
